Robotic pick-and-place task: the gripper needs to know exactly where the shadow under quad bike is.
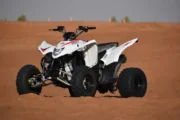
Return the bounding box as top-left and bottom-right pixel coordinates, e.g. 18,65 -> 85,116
16,25 -> 147,97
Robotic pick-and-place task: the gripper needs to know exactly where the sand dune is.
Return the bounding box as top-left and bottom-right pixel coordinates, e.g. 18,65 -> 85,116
0,21 -> 180,120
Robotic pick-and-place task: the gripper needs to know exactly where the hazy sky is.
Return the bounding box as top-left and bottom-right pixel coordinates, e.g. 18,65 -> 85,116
0,0 -> 180,22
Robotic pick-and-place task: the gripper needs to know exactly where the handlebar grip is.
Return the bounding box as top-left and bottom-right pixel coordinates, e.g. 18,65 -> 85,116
49,29 -> 53,31
49,29 -> 58,31
88,27 -> 96,30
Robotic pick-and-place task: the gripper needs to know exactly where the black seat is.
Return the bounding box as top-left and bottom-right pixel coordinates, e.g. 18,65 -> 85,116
98,43 -> 116,53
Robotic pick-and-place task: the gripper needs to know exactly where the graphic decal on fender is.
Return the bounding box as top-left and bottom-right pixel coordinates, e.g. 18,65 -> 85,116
123,41 -> 132,46
41,47 -> 50,52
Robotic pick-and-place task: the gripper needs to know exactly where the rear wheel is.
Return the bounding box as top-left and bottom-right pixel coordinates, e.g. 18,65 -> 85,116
68,66 -> 97,97
117,68 -> 147,97
16,65 -> 42,95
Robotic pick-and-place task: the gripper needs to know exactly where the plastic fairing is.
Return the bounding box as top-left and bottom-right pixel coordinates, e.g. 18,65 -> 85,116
52,39 -> 98,68
38,41 -> 55,55
101,38 -> 138,66
84,42 -> 98,67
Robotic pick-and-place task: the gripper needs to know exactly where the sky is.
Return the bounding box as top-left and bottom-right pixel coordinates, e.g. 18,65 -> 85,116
0,0 -> 180,22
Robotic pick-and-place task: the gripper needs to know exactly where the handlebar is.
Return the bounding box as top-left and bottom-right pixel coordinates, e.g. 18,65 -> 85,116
49,26 -> 65,32
49,25 -> 96,41
49,29 -> 58,31
88,27 -> 96,30
78,26 -> 96,32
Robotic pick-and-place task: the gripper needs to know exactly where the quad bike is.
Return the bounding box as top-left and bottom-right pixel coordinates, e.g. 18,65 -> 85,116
16,25 -> 147,97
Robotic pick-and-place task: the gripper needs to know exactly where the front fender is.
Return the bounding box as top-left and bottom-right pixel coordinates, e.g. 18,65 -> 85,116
101,38 -> 138,66
38,41 -> 55,55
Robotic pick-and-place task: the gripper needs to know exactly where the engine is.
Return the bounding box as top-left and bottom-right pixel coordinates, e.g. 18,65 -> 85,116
41,53 -> 60,78
40,51 -> 85,82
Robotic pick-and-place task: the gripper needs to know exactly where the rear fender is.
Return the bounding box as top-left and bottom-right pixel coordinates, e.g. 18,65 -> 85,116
101,38 -> 138,66
38,41 -> 55,55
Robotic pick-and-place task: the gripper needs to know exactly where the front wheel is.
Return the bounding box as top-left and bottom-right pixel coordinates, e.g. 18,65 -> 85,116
16,64 -> 42,95
68,66 -> 97,97
117,67 -> 147,98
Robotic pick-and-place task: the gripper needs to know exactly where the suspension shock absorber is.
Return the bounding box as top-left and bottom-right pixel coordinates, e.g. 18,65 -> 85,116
64,61 -> 73,81
42,53 -> 53,77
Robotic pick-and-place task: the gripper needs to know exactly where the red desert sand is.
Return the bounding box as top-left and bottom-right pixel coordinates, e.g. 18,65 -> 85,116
0,21 -> 180,120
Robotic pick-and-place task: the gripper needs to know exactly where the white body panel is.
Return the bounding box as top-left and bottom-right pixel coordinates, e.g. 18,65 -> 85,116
38,39 -> 98,68
38,38 -> 138,68
52,40 -> 96,58
84,43 -> 98,67
101,38 -> 138,66
38,41 -> 55,55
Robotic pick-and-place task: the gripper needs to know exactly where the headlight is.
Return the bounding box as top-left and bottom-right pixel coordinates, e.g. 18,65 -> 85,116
53,48 -> 64,56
